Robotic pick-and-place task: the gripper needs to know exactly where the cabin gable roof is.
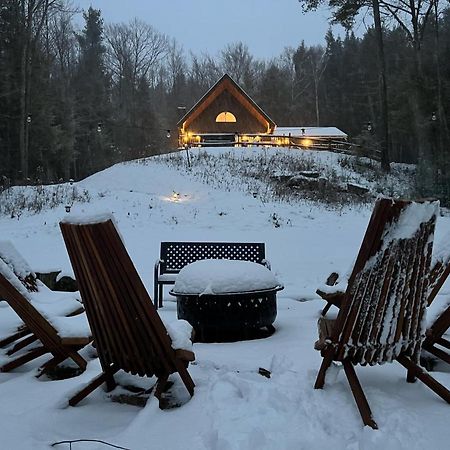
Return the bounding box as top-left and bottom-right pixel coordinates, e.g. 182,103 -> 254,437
178,74 -> 276,132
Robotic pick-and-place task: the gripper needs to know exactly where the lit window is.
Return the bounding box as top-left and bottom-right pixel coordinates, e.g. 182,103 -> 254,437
216,111 -> 237,123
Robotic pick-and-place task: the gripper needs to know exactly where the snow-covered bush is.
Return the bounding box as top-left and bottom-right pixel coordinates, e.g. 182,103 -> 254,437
0,184 -> 91,218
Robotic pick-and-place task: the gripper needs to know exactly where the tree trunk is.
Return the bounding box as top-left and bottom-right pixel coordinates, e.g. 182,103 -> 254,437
433,1 -> 449,153
19,41 -> 27,182
372,0 -> 390,172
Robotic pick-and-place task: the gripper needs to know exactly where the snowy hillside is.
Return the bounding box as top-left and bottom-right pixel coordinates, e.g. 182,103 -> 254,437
0,147 -> 449,449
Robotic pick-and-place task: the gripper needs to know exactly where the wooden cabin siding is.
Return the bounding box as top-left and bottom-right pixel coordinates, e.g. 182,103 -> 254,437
186,90 -> 267,134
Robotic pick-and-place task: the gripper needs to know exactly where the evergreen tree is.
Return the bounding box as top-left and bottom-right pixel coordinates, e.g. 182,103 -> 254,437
73,7 -> 111,179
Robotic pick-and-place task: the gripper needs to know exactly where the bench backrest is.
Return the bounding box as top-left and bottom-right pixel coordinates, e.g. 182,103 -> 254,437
160,241 -> 266,274
330,198 -> 438,366
60,218 -> 181,377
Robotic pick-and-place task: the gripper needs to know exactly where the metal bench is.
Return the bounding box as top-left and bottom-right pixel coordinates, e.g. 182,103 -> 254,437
153,241 -> 269,308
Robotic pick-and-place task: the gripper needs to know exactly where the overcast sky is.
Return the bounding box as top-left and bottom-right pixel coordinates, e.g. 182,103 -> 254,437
75,0 -> 352,59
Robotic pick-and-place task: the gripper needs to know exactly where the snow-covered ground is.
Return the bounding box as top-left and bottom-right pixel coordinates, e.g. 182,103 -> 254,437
0,147 -> 449,449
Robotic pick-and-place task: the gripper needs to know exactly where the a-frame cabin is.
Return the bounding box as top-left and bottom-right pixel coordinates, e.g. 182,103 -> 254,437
178,74 -> 276,147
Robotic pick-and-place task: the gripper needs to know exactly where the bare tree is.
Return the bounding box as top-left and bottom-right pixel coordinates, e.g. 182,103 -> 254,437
220,42 -> 255,90
308,46 -> 327,126
189,52 -> 221,95
105,19 -> 169,85
18,0 -> 62,180
378,0 -> 446,163
49,8 -> 77,178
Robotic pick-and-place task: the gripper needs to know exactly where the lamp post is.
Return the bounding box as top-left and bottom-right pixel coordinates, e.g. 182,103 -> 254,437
177,106 -> 187,141
430,111 -> 439,160
22,114 -> 32,182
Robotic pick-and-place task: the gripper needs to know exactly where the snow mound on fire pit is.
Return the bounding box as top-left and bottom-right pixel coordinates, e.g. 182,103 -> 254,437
173,259 -> 281,295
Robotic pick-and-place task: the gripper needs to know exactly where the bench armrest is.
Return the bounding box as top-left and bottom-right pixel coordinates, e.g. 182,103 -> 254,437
262,259 -> 271,270
154,258 -> 161,273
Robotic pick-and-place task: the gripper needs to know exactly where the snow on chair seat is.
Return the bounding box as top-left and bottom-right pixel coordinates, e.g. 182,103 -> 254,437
0,240 -> 84,350
0,258 -> 91,374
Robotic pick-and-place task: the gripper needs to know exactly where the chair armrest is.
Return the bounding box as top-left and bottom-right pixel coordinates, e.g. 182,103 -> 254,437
316,289 -> 345,307
154,259 -> 162,276
316,271 -> 346,310
175,348 -> 195,362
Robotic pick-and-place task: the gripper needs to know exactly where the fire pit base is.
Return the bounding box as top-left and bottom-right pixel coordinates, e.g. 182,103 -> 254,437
173,287 -> 281,342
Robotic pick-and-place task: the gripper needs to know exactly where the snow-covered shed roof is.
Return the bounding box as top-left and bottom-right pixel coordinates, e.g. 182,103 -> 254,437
273,126 -> 347,138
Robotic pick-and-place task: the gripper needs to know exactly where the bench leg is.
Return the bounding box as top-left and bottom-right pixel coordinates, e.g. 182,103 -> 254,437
154,281 -> 159,310
158,284 -> 164,308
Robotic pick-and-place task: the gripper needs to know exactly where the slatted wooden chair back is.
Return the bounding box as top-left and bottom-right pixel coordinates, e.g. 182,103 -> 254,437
0,262 -> 67,358
330,198 -> 438,366
60,218 -> 185,379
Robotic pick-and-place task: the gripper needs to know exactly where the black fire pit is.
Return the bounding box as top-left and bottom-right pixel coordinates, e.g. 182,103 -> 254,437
170,286 -> 283,342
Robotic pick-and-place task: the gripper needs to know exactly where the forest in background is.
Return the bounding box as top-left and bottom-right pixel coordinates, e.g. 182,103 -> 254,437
0,1 -> 449,201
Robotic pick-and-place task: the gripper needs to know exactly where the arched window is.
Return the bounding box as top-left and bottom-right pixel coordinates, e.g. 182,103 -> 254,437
215,111 -> 237,123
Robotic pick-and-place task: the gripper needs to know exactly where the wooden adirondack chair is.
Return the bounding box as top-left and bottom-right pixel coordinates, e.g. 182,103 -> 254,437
422,246 -> 450,365
60,216 -> 195,407
0,259 -> 91,374
317,228 -> 450,368
314,198 -> 450,429
0,241 -> 84,352
426,241 -> 450,307
318,214 -> 450,315
423,305 -> 450,365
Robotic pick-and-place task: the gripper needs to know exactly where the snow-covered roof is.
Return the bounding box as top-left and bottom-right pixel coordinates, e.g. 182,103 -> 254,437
273,126 -> 347,138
